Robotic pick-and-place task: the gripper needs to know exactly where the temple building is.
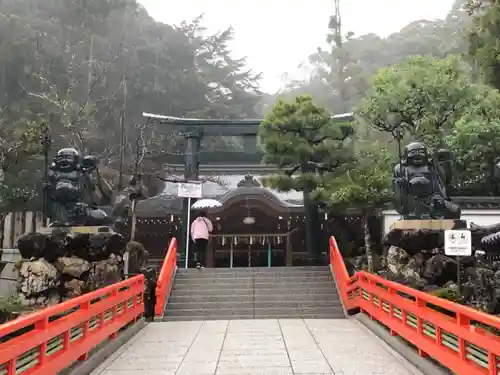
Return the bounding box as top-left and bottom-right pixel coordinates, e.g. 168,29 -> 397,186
131,166 -> 371,268
131,113 -> 359,267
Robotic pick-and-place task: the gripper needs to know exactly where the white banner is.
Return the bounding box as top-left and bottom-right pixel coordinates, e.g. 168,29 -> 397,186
177,182 -> 202,198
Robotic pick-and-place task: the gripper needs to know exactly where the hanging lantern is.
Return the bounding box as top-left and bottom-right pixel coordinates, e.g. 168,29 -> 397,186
243,216 -> 255,224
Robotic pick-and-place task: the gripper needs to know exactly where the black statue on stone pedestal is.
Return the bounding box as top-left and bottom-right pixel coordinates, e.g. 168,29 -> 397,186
393,142 -> 461,220
45,148 -> 113,226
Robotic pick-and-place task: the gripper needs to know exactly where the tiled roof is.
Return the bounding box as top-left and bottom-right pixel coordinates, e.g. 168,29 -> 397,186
135,174 -> 303,217
134,173 -> 500,218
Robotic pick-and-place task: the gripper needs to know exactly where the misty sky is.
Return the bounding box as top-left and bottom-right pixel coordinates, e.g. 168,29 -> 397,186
139,0 -> 455,93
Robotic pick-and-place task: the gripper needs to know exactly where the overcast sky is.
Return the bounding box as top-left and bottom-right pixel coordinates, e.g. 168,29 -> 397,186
139,0 -> 455,93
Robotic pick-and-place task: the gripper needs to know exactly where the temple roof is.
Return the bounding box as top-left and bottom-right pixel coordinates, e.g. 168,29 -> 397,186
135,173 -> 500,217
135,174 -> 303,217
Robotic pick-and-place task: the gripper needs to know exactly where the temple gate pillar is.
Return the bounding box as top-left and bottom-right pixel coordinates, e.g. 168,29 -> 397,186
179,129 -> 202,267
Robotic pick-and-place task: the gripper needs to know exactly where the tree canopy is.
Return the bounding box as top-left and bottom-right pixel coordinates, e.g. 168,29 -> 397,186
259,95 -> 354,194
356,56 -> 478,148
467,0 -> 500,89
315,149 -> 392,212
268,0 -> 471,114
0,0 -> 263,207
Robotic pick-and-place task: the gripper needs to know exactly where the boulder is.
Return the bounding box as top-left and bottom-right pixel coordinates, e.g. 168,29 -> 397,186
126,241 -> 150,275
84,254 -> 122,291
17,233 -> 46,259
54,257 -> 91,278
386,245 -> 410,276
64,279 -> 85,298
13,228 -> 128,311
375,226 -> 500,314
18,259 -> 58,297
385,228 -> 444,255
422,254 -> 457,286
17,229 -> 126,263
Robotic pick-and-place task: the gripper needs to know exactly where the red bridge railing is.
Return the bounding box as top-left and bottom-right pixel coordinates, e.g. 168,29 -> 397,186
330,236 -> 500,375
0,275 -> 144,375
155,237 -> 177,317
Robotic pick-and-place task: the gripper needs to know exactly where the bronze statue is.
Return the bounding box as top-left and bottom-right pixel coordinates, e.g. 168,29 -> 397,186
45,148 -> 113,226
393,142 -> 460,219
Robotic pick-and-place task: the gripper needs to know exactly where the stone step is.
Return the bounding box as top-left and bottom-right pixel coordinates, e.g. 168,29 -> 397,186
253,312 -> 345,319
164,266 -> 343,321
176,266 -> 329,272
166,300 -> 340,310
163,313 -> 345,321
174,275 -> 334,285
175,268 -> 332,277
163,315 -> 255,321
172,282 -> 335,291
169,294 -> 254,304
169,287 -> 339,296
172,280 -> 336,291
164,306 -> 345,318
169,293 -> 340,304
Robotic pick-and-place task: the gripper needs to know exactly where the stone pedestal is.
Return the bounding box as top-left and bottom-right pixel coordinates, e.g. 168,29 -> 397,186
38,226 -> 112,234
390,219 -> 467,231
385,219 -> 467,255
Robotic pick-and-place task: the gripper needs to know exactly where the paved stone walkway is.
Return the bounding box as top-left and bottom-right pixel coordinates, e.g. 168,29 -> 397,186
91,319 -> 424,375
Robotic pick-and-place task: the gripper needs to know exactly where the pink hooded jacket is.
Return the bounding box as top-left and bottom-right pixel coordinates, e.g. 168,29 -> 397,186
190,217 -> 213,241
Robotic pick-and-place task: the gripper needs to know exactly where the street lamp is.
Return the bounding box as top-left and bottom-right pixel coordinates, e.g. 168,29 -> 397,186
391,125 -> 404,163
40,124 -> 51,226
390,118 -> 406,219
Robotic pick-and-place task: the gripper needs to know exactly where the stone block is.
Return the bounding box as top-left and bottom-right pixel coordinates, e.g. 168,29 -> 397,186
390,219 -> 466,231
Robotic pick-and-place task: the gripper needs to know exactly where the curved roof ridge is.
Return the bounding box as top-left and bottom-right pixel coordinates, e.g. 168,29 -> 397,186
217,186 -> 302,207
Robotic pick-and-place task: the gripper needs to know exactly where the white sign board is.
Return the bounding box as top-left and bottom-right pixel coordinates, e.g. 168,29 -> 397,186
177,182 -> 202,198
444,230 -> 472,256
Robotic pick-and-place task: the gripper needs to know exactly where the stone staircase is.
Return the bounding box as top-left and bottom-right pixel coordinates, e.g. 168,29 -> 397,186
163,266 -> 345,321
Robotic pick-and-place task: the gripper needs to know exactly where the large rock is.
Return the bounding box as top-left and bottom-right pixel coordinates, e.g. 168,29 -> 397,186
85,254 -> 122,291
18,233 -> 47,259
383,246 -> 426,288
376,225 -> 500,314
17,229 -> 126,263
64,279 -> 85,298
54,257 -> 90,278
13,228 -> 128,310
422,254 -> 457,286
385,228 -> 444,255
18,259 -> 58,297
126,241 -> 150,275
386,246 -> 410,276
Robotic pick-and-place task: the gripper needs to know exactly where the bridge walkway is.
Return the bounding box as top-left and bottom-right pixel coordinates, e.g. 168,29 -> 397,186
2,237 -> 499,375
90,319 -> 424,375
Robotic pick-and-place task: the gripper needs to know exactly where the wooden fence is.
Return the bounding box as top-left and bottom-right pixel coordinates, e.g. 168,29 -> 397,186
0,211 -> 47,249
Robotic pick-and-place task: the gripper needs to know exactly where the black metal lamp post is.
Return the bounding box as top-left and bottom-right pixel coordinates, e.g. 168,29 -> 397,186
391,124 -> 404,162
391,122 -> 405,219
40,124 -> 51,226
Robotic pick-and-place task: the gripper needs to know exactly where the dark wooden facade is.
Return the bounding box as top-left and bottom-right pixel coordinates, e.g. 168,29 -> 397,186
127,173 -> 385,267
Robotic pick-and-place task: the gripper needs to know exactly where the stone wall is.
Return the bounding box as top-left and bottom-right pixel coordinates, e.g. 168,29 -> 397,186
15,229 -> 126,309
0,249 -> 21,296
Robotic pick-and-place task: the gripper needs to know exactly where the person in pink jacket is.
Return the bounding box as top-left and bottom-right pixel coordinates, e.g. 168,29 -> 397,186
190,211 -> 213,269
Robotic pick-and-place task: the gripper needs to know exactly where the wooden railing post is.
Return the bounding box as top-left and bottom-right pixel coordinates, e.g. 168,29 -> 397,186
35,316 -> 49,367
155,238 -> 178,318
